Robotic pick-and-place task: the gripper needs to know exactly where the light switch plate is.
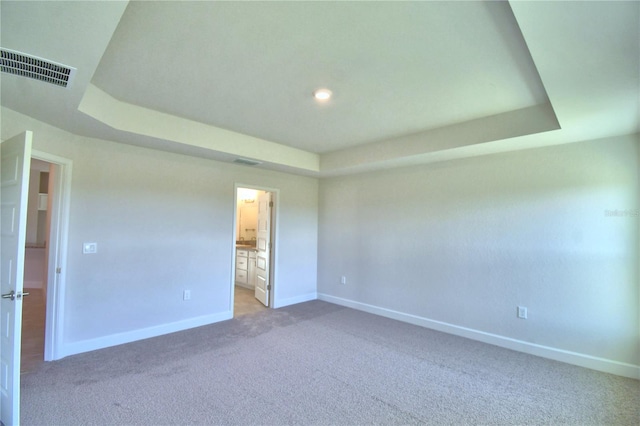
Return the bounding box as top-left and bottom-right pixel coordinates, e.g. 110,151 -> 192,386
83,242 -> 97,254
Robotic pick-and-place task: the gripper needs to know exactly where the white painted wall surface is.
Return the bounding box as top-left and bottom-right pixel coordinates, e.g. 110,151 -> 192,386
2,107 -> 318,357
318,135 -> 639,375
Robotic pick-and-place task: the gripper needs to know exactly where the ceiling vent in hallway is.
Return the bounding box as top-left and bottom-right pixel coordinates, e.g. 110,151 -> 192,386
0,48 -> 76,88
233,158 -> 262,166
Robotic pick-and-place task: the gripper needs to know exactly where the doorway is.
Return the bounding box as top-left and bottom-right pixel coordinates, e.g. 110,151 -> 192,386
233,186 -> 276,316
20,159 -> 52,373
26,151 -> 71,364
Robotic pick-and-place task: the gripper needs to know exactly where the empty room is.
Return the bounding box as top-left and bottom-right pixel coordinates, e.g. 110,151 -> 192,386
1,1 -> 638,425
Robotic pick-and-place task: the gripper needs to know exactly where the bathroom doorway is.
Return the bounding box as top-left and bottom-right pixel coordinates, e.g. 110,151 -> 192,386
233,186 -> 277,316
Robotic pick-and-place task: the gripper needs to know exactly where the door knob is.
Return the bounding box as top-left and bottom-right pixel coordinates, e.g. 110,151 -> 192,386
2,290 -> 16,300
1,290 -> 29,301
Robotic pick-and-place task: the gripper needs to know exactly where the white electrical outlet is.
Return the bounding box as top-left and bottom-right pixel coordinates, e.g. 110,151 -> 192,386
183,290 -> 191,301
82,242 -> 97,254
517,306 -> 528,319
340,276 -> 346,285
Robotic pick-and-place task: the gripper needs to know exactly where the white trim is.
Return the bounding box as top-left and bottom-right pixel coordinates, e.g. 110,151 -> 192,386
60,311 -> 233,358
273,292 -> 318,309
235,282 -> 254,290
31,150 -> 72,361
317,293 -> 640,380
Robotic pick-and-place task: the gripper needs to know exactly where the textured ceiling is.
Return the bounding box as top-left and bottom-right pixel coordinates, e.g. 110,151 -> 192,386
1,1 -> 638,176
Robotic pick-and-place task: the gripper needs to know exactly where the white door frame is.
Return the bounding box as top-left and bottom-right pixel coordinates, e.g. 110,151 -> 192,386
31,150 -> 71,361
232,184 -> 279,312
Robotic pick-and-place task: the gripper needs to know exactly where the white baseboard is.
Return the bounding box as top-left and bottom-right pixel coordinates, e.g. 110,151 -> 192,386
317,293 -> 640,380
274,292 -> 318,309
235,282 -> 255,290
59,311 -> 233,359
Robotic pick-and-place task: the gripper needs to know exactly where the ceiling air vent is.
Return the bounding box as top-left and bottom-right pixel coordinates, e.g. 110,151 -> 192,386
233,158 -> 262,166
0,47 -> 76,88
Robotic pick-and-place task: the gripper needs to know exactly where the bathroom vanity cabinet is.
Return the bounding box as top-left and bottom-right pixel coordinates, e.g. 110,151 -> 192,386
235,247 -> 257,289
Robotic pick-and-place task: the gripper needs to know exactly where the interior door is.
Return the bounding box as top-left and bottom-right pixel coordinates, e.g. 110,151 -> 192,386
254,191 -> 271,306
1,131 -> 33,426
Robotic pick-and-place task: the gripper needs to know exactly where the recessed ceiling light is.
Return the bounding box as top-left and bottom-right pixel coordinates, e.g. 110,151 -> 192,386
313,88 -> 332,101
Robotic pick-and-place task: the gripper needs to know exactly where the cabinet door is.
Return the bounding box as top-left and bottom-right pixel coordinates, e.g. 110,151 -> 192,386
236,256 -> 248,271
236,269 -> 247,284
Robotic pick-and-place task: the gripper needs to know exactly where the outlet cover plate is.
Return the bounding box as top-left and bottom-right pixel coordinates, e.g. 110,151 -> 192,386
83,242 -> 97,254
517,306 -> 528,319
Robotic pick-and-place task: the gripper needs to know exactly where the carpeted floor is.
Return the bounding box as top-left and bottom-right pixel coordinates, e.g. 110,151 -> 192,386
20,300 -> 639,425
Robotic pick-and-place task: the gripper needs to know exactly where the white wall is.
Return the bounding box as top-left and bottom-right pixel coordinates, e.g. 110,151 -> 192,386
3,106 -> 637,377
2,107 -> 318,357
318,135 -> 639,377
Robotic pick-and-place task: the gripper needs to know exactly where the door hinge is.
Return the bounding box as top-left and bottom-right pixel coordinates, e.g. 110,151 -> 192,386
269,201 -> 273,207
56,267 -> 61,274
267,284 -> 271,290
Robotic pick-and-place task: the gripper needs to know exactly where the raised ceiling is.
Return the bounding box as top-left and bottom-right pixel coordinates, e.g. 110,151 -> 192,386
91,1 -> 548,153
1,1 -> 638,176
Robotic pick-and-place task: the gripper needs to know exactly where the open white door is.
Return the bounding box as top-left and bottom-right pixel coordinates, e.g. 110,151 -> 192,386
254,191 -> 271,307
1,131 -> 33,426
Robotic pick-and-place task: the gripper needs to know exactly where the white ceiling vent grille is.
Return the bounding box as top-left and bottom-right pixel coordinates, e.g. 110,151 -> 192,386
233,158 -> 262,166
0,48 -> 76,88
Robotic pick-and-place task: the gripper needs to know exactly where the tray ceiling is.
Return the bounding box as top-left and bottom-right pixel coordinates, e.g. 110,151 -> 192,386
1,1 -> 638,176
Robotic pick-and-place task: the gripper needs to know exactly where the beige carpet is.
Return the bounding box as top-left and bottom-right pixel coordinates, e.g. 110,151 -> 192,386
20,301 -> 639,425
